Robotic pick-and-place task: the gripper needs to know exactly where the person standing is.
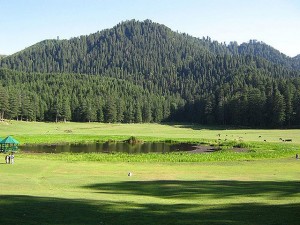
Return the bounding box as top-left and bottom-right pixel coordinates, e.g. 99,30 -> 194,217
10,152 -> 14,164
5,155 -> 10,164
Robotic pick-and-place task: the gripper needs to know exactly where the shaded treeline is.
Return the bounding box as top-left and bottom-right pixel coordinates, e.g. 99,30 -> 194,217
0,68 -> 182,123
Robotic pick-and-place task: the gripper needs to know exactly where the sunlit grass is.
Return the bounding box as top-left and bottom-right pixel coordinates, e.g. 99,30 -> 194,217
1,121 -> 300,144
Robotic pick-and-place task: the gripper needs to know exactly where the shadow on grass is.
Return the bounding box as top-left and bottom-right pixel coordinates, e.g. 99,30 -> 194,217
162,122 -> 230,131
0,194 -> 299,225
84,180 -> 300,199
1,180 -> 299,224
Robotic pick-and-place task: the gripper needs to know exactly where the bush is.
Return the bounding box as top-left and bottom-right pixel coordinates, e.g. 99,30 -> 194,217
126,136 -> 143,144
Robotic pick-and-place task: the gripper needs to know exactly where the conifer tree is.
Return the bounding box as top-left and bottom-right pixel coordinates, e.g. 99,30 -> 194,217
0,86 -> 8,120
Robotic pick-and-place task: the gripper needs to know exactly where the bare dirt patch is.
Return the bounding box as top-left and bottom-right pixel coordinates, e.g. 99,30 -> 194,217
188,145 -> 248,153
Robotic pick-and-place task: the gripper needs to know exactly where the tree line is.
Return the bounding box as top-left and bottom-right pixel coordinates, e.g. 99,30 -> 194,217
0,68 -> 183,123
0,68 -> 300,127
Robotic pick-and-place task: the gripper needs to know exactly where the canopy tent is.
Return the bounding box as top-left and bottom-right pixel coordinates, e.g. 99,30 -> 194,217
0,136 -> 19,152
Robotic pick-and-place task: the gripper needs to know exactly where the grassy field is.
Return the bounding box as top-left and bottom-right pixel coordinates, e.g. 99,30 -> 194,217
1,120 -> 300,145
0,158 -> 299,225
1,120 -> 300,161
0,121 -> 300,224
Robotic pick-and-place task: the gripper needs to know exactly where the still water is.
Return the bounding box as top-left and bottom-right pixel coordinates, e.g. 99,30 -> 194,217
22,142 -> 196,154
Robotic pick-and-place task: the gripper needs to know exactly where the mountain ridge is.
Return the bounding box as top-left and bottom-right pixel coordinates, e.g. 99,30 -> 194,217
1,19 -> 299,71
230,40 -> 300,70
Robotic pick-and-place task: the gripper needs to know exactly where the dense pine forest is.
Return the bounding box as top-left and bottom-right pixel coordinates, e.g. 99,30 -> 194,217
1,19 -> 300,127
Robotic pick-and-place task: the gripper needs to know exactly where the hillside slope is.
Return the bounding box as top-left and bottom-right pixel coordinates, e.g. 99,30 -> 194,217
228,40 -> 300,70
1,19 -> 299,75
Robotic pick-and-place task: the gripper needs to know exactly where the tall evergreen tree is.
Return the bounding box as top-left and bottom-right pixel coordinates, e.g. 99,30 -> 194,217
61,97 -> 72,122
0,86 -> 8,120
104,97 -> 117,123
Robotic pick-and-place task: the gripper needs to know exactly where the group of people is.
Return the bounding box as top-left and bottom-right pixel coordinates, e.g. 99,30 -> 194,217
5,152 -> 14,164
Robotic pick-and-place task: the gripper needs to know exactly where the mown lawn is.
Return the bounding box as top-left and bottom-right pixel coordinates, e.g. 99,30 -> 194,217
0,158 -> 299,225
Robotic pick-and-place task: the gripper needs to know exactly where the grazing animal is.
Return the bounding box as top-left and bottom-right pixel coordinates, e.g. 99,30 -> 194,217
284,139 -> 292,142
128,172 -> 132,176
259,136 -> 261,138
264,140 -> 267,142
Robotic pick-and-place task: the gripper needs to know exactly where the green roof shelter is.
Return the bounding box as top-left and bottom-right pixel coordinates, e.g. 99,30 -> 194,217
0,136 -> 19,152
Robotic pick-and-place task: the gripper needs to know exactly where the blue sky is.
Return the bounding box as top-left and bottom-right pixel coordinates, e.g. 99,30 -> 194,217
0,0 -> 299,56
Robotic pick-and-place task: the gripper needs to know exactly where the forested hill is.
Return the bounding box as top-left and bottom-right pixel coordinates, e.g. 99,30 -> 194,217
228,40 -> 300,70
1,19 -> 299,74
0,19 -> 220,75
0,19 -> 300,127
293,55 -> 300,66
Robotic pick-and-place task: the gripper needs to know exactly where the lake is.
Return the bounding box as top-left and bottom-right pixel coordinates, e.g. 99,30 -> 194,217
21,142 -> 196,153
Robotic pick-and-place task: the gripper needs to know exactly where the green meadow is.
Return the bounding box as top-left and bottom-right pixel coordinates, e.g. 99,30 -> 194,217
1,120 -> 300,145
0,158 -> 299,225
1,120 -> 300,161
0,121 -> 300,224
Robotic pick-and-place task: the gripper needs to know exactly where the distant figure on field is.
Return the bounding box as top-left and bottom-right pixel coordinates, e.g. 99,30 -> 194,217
296,153 -> 299,160
5,155 -> 10,164
10,152 -> 14,164
128,172 -> 132,176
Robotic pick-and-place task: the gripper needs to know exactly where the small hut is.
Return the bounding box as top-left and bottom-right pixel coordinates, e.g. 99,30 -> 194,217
0,136 -> 19,152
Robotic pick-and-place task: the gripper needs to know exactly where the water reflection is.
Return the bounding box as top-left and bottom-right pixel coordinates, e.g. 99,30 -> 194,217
22,142 -> 196,154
